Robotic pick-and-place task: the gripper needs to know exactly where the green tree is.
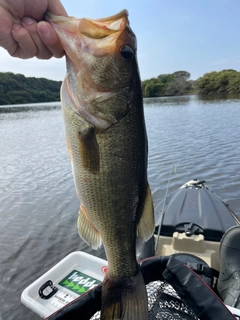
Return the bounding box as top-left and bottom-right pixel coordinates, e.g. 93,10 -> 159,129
172,71 -> 190,81
165,78 -> 190,95
0,72 -> 62,105
142,78 -> 164,97
142,71 -> 192,97
196,70 -> 240,94
157,74 -> 174,84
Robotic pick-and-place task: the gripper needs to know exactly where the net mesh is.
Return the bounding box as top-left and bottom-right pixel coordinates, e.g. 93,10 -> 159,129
90,280 -> 199,320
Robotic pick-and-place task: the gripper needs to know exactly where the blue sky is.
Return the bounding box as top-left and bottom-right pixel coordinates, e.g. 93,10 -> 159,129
0,0 -> 240,81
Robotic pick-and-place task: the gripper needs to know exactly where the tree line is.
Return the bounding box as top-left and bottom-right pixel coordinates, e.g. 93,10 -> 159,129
0,72 -> 61,105
1,69 -> 240,105
196,69 -> 240,94
142,69 -> 240,97
142,71 -> 194,97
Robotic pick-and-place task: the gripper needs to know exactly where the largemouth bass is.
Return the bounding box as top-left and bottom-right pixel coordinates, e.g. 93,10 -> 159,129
48,10 -> 154,320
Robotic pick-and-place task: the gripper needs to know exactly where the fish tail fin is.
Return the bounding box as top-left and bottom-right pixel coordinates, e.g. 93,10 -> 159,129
101,270 -> 148,320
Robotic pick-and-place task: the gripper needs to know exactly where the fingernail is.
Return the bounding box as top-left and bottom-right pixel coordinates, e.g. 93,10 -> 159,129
22,16 -> 34,25
12,24 -> 21,31
37,23 -> 51,38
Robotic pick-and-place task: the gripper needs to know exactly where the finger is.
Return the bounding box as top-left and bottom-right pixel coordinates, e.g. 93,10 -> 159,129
11,24 -> 38,59
0,30 -> 18,56
37,21 -> 65,58
22,17 -> 53,59
0,12 -> 19,55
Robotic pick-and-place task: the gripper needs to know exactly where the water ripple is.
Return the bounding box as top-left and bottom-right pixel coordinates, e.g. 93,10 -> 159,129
0,96 -> 240,319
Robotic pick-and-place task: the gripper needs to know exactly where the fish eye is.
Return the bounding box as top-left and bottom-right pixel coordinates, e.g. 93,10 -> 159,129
120,45 -> 134,60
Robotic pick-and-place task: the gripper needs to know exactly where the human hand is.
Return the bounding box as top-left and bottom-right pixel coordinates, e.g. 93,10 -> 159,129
0,0 -> 67,59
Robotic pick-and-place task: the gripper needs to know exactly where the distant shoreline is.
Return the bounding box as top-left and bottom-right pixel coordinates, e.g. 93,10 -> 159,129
1,70 -> 240,105
0,72 -> 61,106
142,69 -> 240,97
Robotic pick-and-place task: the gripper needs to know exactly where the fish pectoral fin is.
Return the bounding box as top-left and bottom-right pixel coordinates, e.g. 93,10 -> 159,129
137,183 -> 155,242
78,126 -> 100,173
78,205 -> 102,250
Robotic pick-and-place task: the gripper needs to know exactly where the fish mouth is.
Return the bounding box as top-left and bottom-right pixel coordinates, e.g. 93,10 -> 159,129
46,10 -> 135,130
46,9 -> 129,31
46,10 -> 132,56
75,10 -> 129,39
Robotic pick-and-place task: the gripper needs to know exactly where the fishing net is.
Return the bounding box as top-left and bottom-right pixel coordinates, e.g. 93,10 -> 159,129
45,255 -> 236,320
90,280 -> 198,320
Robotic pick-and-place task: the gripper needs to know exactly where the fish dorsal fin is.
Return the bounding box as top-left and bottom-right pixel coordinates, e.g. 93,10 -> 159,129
78,205 -> 102,249
137,183 -> 155,242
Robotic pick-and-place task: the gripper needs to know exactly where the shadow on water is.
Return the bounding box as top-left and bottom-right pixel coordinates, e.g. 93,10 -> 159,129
0,101 -> 61,113
197,93 -> 240,104
144,93 -> 240,107
144,95 -> 192,107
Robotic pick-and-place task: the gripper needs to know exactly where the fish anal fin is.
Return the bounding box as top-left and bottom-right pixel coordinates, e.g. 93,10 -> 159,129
78,205 -> 102,250
78,127 -> 100,173
137,183 -> 155,242
101,270 -> 148,320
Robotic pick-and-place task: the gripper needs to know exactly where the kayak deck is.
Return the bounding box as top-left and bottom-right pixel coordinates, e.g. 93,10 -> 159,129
155,233 -> 220,271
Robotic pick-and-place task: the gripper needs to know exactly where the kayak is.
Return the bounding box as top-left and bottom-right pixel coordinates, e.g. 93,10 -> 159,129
154,179 -> 238,269
21,179 -> 240,319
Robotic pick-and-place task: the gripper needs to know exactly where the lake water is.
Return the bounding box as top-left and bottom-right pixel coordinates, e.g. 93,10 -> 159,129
1,95 -> 240,320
